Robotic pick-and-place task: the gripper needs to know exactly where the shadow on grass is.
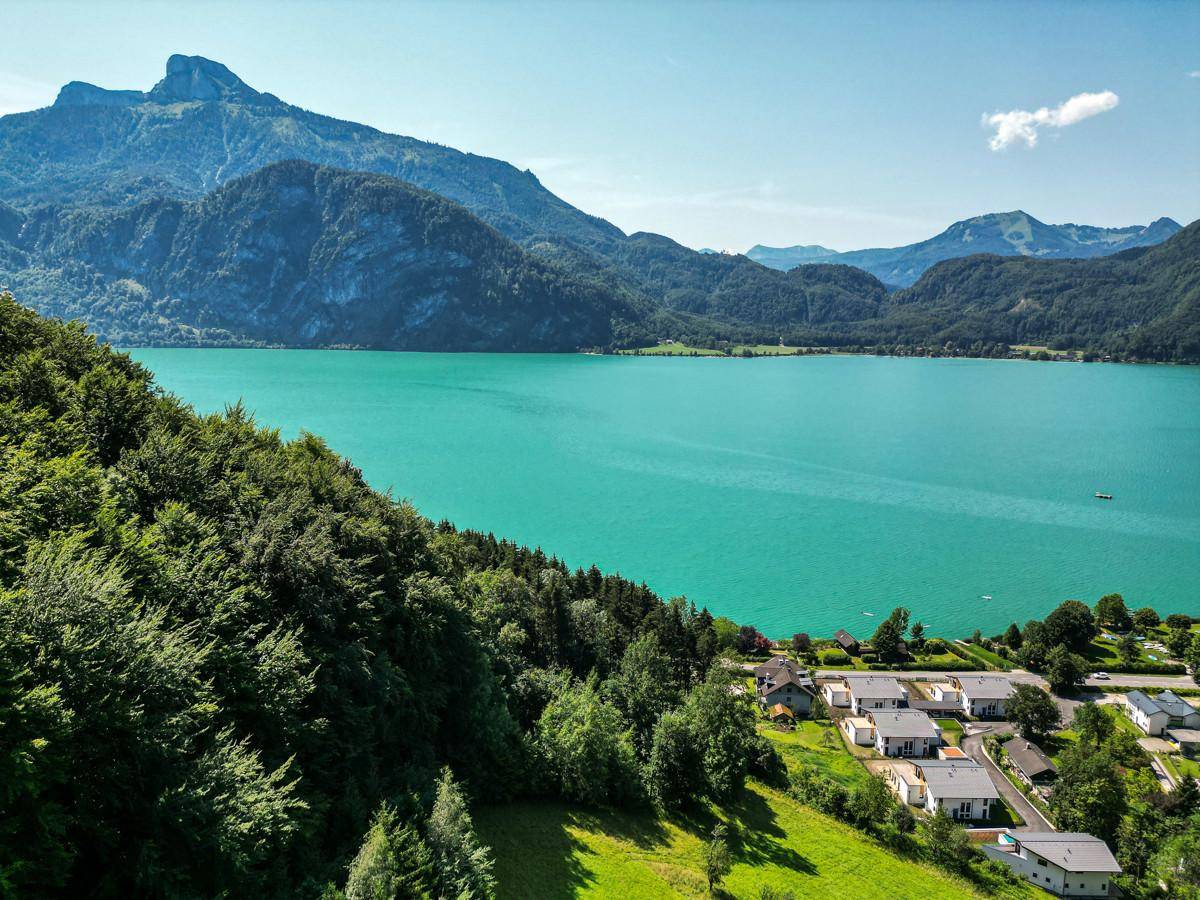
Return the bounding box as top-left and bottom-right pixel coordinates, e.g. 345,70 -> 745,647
476,802 -> 599,900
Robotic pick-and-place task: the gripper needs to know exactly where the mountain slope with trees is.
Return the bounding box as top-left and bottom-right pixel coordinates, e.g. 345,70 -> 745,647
0,160 -> 663,350
880,220 -> 1200,360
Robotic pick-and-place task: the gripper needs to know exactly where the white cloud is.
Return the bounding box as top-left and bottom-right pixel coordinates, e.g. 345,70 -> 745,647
1189,70 -> 1200,78
982,90 -> 1119,151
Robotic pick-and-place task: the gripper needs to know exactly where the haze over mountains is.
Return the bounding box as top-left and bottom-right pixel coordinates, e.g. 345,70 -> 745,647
747,211 -> 1182,286
0,54 -> 1195,360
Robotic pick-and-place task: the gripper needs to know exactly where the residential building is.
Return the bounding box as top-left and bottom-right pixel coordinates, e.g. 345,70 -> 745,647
833,629 -> 860,655
914,759 -> 999,820
844,675 -> 906,714
753,656 -> 795,686
842,716 -> 875,746
937,746 -> 969,761
822,680 -> 851,708
886,761 -> 923,805
1005,739 -> 1057,790
757,663 -> 814,715
931,683 -> 960,703
951,675 -> 1014,718
1123,690 -> 1200,736
984,832 -> 1120,897
868,709 -> 940,757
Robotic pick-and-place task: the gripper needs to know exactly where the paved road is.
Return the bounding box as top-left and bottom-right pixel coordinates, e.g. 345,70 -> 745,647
811,668 -> 1196,690
961,725 -> 1055,833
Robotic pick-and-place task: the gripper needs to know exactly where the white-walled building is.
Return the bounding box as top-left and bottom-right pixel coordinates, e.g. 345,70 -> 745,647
842,716 -> 875,746
844,675 -> 906,714
1123,690 -> 1200,736
914,760 -> 998,820
983,832 -> 1120,898
869,709 -> 940,757
822,680 -> 851,708
951,675 -> 1014,718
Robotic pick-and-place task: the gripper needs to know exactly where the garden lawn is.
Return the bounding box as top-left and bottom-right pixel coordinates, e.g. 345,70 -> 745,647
761,721 -> 872,784
935,719 -> 964,746
954,642 -> 1011,671
476,782 -> 1038,900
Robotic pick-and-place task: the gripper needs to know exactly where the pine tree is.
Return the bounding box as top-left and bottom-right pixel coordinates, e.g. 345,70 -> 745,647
344,805 -> 435,900
426,768 -> 496,900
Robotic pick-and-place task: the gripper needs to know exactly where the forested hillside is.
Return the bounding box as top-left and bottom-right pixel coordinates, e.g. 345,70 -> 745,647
882,220 -> 1200,361
0,161 -> 661,350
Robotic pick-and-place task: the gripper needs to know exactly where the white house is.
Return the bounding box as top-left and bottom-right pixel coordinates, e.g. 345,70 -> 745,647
931,683 -> 961,703
1123,690 -> 1200,736
757,664 -> 815,715
842,716 -> 875,746
844,675 -> 906,714
952,675 -> 1014,718
822,680 -> 851,708
914,760 -> 998,821
886,762 -> 923,805
984,832 -> 1120,898
869,709 -> 940,757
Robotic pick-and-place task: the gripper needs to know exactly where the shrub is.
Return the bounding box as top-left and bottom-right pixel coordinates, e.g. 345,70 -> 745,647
924,638 -> 948,654
820,649 -> 850,665
860,653 -> 877,664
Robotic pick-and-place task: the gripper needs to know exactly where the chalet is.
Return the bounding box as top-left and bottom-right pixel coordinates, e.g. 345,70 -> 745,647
984,832 -> 1120,897
1005,739 -> 1057,789
1123,690 -> 1200,736
844,675 -> 906,714
833,629 -> 860,655
868,709 -> 940,757
757,664 -> 815,715
951,675 -> 1014,718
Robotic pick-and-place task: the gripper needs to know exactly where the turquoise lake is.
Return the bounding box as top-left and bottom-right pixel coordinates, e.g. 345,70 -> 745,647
128,349 -> 1200,638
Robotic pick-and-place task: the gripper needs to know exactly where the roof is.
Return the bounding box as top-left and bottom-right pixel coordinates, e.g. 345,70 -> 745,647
909,699 -> 963,713
1155,690 -> 1199,718
915,760 -> 999,799
768,703 -> 795,719
1168,728 -> 1200,743
843,675 -> 906,700
845,716 -> 873,731
1004,740 -> 1057,779
834,629 -> 858,648
938,747 -> 968,759
1127,690 -> 1198,718
754,656 -> 794,678
953,675 -> 1014,700
1011,833 -> 1120,873
759,666 -> 814,696
869,709 -> 941,739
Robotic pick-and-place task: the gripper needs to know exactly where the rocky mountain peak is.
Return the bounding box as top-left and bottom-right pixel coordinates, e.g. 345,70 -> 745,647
148,55 -> 278,105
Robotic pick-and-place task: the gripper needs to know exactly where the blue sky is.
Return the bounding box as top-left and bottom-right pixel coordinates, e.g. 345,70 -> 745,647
2,0 -> 1197,250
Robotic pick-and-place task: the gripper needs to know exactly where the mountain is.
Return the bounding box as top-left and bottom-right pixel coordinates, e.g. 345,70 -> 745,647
0,54 -> 622,248
750,211 -> 1183,286
877,220 -> 1200,360
0,54 -> 897,339
745,243 -> 839,269
0,160 -> 658,350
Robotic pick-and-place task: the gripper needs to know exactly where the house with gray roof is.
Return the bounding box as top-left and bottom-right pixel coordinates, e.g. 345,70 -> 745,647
913,759 -> 999,820
1005,738 -> 1057,790
984,832 -> 1120,897
833,629 -> 859,654
951,675 -> 1015,718
1124,689 -> 1200,736
757,663 -> 814,715
843,675 -> 907,714
867,708 -> 940,757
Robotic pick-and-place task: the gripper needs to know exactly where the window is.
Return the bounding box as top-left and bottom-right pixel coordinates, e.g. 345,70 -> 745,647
1037,858 -> 1047,867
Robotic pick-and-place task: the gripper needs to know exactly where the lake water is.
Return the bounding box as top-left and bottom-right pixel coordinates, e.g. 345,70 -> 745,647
128,349 -> 1200,637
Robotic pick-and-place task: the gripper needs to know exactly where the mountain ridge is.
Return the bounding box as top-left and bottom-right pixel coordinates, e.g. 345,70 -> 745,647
748,211 -> 1183,285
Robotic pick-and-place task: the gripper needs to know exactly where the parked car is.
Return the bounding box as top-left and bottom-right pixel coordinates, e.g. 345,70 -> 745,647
1092,672 -> 1110,680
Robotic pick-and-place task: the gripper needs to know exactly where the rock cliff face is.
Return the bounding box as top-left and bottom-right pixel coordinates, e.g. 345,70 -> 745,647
0,161 -> 650,350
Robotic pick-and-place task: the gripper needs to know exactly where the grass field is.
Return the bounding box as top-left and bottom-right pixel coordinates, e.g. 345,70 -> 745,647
476,782 -> 1038,899
953,641 -> 1011,671
617,343 -> 807,357
1083,635 -> 1177,670
935,719 -> 964,746
761,721 -> 873,784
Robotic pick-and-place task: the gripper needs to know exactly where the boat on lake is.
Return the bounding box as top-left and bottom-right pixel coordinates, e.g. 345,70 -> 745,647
1095,492 -> 1113,500
981,594 -> 993,601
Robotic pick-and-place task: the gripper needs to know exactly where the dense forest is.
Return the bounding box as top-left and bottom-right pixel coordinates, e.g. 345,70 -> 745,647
0,290 -> 766,897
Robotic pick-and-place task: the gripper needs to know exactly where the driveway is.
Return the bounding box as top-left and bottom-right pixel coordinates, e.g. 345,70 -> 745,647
960,724 -> 1055,833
